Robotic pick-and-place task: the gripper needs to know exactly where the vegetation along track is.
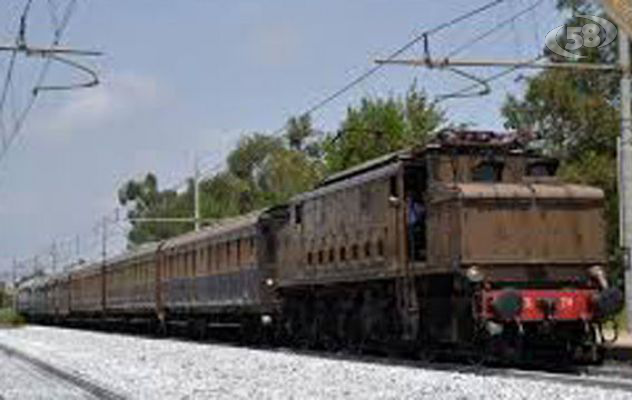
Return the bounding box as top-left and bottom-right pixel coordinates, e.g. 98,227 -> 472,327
0,341 -> 127,400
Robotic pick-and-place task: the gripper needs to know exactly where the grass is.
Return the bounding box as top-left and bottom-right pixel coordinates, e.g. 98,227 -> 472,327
0,308 -> 25,327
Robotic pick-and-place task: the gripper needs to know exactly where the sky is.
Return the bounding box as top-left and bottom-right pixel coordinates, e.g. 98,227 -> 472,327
0,0 -> 564,278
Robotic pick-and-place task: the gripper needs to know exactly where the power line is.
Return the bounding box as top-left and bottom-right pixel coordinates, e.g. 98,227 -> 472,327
436,54 -> 547,100
0,0 -> 94,165
445,0 -> 544,58
273,0 -> 508,135
10,1 -> 515,279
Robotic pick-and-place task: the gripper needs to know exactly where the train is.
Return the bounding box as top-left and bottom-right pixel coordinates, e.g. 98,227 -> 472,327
16,130 -> 624,363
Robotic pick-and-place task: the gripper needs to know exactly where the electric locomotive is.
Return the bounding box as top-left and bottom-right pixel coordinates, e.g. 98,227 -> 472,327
16,130 -> 623,363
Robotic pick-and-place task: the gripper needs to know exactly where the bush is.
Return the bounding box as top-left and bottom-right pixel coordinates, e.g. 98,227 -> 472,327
0,308 -> 25,327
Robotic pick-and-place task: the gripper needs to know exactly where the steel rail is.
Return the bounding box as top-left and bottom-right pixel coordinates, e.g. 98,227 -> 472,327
0,341 -> 127,400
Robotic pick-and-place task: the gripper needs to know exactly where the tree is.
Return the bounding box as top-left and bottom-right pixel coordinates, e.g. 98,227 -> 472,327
118,174 -> 194,246
118,86 -> 442,246
287,114 -> 312,152
257,147 -> 323,204
119,132 -> 323,245
227,134 -> 284,182
323,86 -> 443,173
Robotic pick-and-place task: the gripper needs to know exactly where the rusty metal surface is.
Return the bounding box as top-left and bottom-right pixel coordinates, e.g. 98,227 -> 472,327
427,182 -> 606,271
161,267 -> 263,310
161,211 -> 262,250
277,167 -> 404,287
276,131 -> 608,288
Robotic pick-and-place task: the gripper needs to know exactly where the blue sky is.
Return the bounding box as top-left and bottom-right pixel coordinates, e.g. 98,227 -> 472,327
0,0 -> 563,277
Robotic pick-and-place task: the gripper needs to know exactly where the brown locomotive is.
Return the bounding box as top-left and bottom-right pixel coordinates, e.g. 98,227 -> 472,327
17,130 -> 622,362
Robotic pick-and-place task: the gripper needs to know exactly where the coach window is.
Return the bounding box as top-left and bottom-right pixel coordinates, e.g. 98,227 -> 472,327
206,245 -> 213,273
472,161 -> 504,182
198,247 -> 204,275
377,239 -> 385,257
351,244 -> 359,260
294,203 -> 304,225
526,161 -> 557,178
236,239 -> 242,266
215,243 -> 221,271
389,176 -> 399,197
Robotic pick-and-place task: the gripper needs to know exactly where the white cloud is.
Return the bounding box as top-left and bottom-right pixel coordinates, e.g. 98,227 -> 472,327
43,72 -> 165,138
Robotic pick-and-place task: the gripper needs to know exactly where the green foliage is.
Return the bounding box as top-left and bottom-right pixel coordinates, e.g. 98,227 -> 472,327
120,125 -> 324,245
324,86 -> 443,173
119,174 -> 194,246
227,134 -> 284,181
119,85 -> 441,245
0,308 -> 24,327
287,114 -> 313,152
257,147 -> 324,204
503,70 -> 619,160
0,288 -> 9,309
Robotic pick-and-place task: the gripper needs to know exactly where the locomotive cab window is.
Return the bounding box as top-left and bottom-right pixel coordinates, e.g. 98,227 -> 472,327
389,176 -> 398,197
404,165 -> 428,261
526,161 -> 557,178
294,203 -> 303,225
472,161 -> 504,182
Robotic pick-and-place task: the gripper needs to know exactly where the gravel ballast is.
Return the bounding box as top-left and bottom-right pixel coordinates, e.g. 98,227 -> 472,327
0,326 -> 629,399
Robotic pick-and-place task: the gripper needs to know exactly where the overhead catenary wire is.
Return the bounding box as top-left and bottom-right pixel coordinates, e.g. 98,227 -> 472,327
376,0 -> 548,101
11,0 -> 523,280
272,0 -> 508,135
445,0 -> 544,59
0,0 -> 86,164
436,54 -> 546,101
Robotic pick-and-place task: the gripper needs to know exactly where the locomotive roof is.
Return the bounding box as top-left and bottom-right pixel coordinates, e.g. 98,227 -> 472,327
17,274 -> 49,290
319,148 -> 414,188
446,182 -> 604,202
161,210 -> 262,250
318,130 -> 534,189
106,241 -> 160,265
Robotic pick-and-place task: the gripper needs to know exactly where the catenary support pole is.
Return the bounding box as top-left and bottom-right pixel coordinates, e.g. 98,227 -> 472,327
619,30 -> 632,333
194,155 -> 201,232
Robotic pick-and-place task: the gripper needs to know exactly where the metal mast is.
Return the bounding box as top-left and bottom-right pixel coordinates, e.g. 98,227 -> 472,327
618,30 -> 632,332
194,155 -> 201,232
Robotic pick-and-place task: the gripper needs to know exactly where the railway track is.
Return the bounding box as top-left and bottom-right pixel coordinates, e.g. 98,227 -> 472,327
0,341 -> 126,400
487,364 -> 632,392
84,324 -> 632,393
271,345 -> 632,393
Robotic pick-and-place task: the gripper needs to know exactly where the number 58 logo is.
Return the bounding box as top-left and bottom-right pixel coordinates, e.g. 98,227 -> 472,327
545,15 -> 618,58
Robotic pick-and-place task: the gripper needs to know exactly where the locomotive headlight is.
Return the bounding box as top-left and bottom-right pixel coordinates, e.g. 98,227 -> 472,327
491,290 -> 523,321
265,278 -> 275,287
465,266 -> 484,283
